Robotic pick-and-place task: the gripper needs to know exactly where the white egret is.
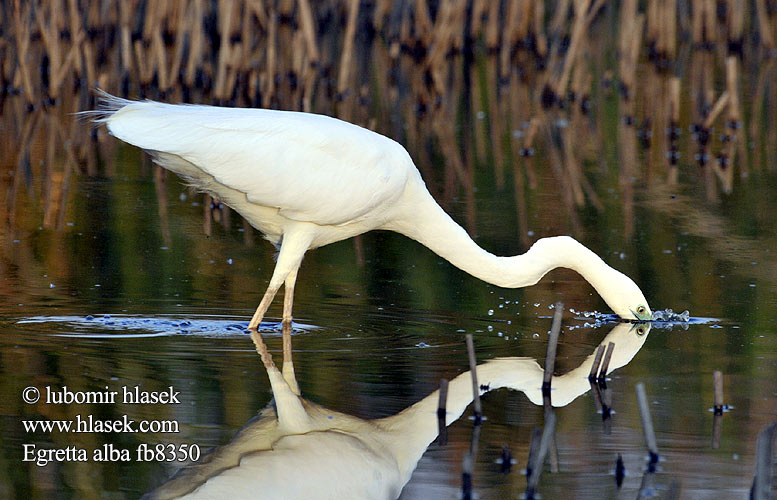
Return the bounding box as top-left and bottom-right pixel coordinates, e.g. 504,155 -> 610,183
142,322 -> 649,499
97,94 -> 652,347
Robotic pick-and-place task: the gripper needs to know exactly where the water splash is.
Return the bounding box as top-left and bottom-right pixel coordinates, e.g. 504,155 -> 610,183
651,308 -> 691,322
568,308 -> 718,331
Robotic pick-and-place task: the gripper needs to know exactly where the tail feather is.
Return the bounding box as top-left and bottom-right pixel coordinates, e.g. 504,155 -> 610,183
78,89 -> 134,123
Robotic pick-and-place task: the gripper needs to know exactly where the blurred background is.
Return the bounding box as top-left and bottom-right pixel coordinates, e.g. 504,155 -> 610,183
1,1 -> 777,499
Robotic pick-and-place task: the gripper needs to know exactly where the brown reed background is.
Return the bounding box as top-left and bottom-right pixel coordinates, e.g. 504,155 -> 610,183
1,0 -> 777,240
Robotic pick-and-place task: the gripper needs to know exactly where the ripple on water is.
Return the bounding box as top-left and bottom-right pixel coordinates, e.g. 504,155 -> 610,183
14,314 -> 317,338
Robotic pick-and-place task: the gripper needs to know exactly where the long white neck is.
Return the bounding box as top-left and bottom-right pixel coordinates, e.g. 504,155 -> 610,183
385,183 -> 622,296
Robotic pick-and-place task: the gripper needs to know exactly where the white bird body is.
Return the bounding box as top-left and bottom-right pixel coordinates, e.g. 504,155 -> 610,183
142,322 -> 650,500
100,95 -> 652,337
107,102 -> 413,246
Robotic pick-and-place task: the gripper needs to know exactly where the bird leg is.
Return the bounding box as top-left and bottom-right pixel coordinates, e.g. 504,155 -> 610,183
282,268 -> 297,328
281,268 -> 300,395
249,330 -> 276,370
247,284 -> 281,331
280,322 -> 300,395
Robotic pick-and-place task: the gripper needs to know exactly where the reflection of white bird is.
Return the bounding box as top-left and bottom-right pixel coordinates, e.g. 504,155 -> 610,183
519,321 -> 650,406
99,95 -> 651,346
142,323 -> 650,500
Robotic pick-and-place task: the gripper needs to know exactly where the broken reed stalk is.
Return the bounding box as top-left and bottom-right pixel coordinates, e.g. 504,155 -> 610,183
544,404 -> 560,473
618,0 -> 644,109
12,2 -> 36,106
710,371 -> 725,449
725,56 -> 742,130
635,382 -> 660,467
262,8 -> 278,107
437,378 -> 449,446
601,383 -> 613,434
637,466 -> 657,500
461,408 -> 482,500
296,0 -> 320,66
524,427 -> 542,482
613,453 -> 625,487
337,0 -> 360,97
751,422 -> 776,500
660,0 -> 677,64
414,0 -> 433,48
713,370 -> 724,415
727,0 -> 744,52
465,334 -> 482,422
484,0 -> 500,50
461,452 -> 474,500
692,0 -> 717,48
755,0 -> 775,50
667,76 -> 681,171
712,56 -> 742,192
619,0 -> 638,62
703,91 -> 730,130
588,344 -> 606,380
499,444 -> 513,474
712,411 -> 722,449
542,302 -> 564,396
525,411 -> 557,500
214,0 -> 235,101
589,378 -> 604,413
554,0 -> 591,99
598,342 -> 616,379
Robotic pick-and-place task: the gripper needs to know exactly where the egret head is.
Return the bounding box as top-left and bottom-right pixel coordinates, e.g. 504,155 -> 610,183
602,270 -> 652,321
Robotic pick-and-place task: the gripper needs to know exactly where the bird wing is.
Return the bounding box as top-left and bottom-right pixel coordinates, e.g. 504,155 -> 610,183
107,101 -> 413,226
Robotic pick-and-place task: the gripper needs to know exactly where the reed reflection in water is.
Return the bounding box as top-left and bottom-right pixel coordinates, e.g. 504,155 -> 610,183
142,321 -> 650,500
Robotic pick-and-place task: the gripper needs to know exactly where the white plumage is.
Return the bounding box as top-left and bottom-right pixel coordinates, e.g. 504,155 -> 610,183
141,322 -> 649,500
106,102 -> 411,228
99,94 -> 652,350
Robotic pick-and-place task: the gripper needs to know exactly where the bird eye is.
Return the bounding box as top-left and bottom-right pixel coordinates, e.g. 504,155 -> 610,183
636,306 -> 646,315
636,325 -> 646,336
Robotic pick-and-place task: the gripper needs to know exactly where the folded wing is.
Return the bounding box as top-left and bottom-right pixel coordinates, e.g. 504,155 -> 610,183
106,101 -> 412,226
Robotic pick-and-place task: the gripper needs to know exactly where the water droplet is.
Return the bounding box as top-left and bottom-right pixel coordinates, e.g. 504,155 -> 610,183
532,333 -> 539,339
487,309 -> 494,316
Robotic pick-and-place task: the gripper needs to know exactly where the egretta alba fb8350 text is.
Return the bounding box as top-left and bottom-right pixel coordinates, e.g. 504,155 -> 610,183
98,94 -> 652,346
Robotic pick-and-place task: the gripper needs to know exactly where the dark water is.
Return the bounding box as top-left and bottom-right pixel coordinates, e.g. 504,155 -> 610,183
2,45 -> 777,500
